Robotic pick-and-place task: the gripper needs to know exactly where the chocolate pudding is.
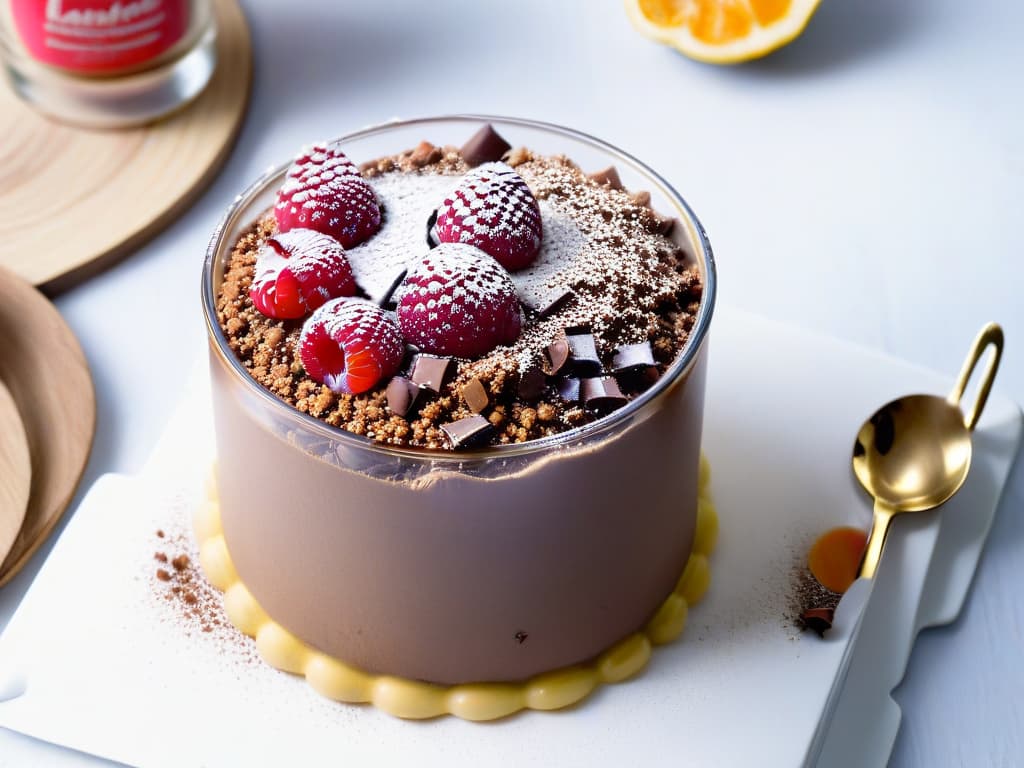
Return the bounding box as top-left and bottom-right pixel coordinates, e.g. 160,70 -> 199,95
201,116 -> 716,685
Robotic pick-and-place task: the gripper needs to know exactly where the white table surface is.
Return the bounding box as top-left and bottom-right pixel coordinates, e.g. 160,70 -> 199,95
2,0 -> 1022,765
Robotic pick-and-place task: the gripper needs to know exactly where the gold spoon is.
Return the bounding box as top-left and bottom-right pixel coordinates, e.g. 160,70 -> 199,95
852,323 -> 1004,579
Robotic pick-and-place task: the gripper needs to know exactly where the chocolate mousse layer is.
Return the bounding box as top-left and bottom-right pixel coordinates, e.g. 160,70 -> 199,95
210,340 -> 706,684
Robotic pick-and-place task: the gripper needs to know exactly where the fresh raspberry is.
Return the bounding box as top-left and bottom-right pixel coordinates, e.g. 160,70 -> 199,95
395,243 -> 522,358
299,299 -> 404,395
249,229 -> 356,320
275,142 -> 381,248
433,162 -> 542,271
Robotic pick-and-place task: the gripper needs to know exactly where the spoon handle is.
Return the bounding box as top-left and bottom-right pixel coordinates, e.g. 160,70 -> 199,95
857,500 -> 897,580
948,322 -> 1004,431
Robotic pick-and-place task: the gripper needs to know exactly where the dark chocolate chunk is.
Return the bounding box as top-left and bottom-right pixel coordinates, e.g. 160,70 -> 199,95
441,414 -> 494,449
617,365 -> 660,394
460,123 -> 512,167
544,337 -> 571,377
426,209 -> 439,247
557,376 -> 581,403
522,288 -> 575,320
462,377 -> 489,414
379,268 -> 408,309
386,377 -> 426,418
652,213 -> 676,236
611,342 -> 656,373
581,376 -> 628,413
401,343 -> 421,371
518,366 -> 546,402
565,326 -> 602,377
800,607 -> 835,637
588,166 -> 623,190
410,354 -> 453,393
630,190 -> 652,208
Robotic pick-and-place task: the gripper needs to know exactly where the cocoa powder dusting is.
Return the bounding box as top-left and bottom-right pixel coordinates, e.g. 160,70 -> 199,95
151,526 -> 257,662
790,561 -> 841,633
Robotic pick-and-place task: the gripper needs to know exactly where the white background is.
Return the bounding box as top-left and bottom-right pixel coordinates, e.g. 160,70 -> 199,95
2,0 -> 1022,764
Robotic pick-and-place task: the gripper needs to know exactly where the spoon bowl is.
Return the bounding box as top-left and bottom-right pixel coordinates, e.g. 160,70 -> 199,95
853,394 -> 973,512
852,323 -> 1003,579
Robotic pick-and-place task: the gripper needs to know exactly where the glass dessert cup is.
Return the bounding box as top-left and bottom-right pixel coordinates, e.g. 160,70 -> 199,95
202,115 -> 716,686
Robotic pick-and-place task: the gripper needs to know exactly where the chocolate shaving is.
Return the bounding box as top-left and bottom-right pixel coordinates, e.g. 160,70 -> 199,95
410,354 -> 453,393
386,376 -> 427,418
630,190 -> 652,208
441,414 -> 494,449
460,123 -> 512,167
517,366 -> 546,402
800,607 -> 835,637
523,288 -> 575,320
611,341 -> 656,373
611,342 -> 659,393
565,326 -> 602,377
652,214 -> 676,236
426,209 -> 439,247
581,376 -> 628,413
462,377 -> 489,414
544,337 -> 571,377
617,365 -> 660,394
588,166 -> 623,190
379,269 -> 408,309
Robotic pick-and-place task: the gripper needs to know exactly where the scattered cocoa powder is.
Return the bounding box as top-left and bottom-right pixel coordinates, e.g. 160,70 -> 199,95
150,527 -> 257,663
790,561 -> 841,634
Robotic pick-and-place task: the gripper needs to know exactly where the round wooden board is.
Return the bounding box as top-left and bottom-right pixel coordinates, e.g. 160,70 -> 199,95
0,0 -> 252,294
0,378 -> 31,568
0,267 -> 95,588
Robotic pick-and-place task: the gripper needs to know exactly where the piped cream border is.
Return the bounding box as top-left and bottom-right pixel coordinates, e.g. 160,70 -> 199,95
193,455 -> 717,721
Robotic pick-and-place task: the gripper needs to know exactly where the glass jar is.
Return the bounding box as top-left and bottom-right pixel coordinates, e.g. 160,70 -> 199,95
202,115 -> 717,685
0,0 -> 217,128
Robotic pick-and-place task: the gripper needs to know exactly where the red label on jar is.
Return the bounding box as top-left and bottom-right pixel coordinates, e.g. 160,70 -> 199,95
11,0 -> 189,73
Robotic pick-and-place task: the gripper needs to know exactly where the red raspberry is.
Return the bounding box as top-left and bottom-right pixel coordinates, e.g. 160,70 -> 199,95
275,142 -> 381,248
433,162 -> 542,271
249,229 -> 356,320
299,299 -> 404,395
395,243 -> 522,358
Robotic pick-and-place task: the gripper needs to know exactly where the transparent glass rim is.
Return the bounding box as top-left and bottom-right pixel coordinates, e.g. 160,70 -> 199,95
201,114 -> 717,462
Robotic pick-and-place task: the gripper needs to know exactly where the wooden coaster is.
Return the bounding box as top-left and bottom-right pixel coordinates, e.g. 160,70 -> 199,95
0,379 -> 31,569
0,267 -> 95,588
0,0 -> 252,294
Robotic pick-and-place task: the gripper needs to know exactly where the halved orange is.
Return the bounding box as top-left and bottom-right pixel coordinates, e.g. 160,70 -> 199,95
625,0 -> 822,64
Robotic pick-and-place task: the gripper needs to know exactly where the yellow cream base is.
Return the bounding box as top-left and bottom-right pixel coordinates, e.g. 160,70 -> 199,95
193,455 -> 717,721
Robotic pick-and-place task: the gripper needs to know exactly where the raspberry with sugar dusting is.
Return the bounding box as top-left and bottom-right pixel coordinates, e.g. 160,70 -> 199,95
395,242 -> 522,358
249,229 -> 356,320
299,299 -> 404,395
433,162 -> 542,271
275,142 -> 382,248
